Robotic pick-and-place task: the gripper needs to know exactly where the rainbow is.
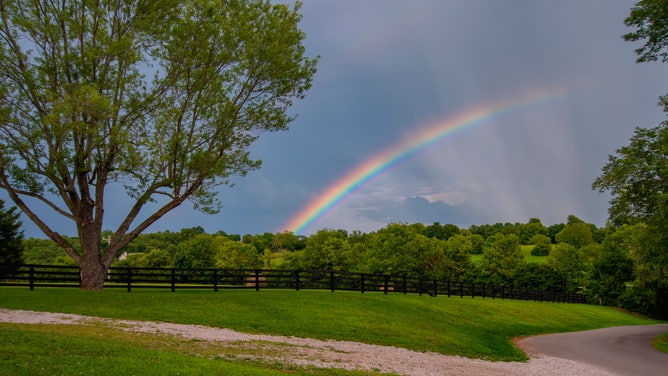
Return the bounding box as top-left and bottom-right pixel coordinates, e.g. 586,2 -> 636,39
282,88 -> 567,234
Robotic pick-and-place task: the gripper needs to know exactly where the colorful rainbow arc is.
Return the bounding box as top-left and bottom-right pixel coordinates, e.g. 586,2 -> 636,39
282,88 -> 567,235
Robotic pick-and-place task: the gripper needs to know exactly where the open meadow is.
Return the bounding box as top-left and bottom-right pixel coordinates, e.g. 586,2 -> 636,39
0,287 -> 662,375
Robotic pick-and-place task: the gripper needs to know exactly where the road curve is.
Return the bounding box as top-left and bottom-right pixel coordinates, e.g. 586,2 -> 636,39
518,324 -> 668,376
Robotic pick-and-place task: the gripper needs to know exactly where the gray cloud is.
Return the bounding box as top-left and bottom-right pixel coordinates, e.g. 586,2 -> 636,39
5,1 -> 667,238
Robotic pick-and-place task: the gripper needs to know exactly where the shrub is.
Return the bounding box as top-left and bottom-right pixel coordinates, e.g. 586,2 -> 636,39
531,242 -> 552,256
530,235 -> 552,256
620,286 -> 656,317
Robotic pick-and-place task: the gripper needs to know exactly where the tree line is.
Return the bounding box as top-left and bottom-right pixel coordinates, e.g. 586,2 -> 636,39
8,213 -> 660,317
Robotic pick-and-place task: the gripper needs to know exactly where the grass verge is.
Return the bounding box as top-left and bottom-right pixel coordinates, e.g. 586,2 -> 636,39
654,332 -> 668,354
0,322 -> 377,376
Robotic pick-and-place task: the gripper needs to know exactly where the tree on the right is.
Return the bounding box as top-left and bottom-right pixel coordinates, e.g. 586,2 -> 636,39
591,0 -> 668,317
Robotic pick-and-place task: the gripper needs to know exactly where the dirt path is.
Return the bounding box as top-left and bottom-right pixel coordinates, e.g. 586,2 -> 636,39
0,308 -> 622,376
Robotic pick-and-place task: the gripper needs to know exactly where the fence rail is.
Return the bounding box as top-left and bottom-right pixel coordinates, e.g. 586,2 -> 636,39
0,264 -> 587,304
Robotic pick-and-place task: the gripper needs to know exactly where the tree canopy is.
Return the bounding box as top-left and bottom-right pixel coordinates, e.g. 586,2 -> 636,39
590,0 -> 668,317
0,0 -> 317,289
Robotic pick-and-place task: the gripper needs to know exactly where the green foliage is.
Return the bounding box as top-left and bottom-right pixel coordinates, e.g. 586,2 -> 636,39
547,223 -> 565,243
467,233 -> 485,254
296,229 -> 352,271
0,201 -> 23,277
242,232 -> 275,254
479,233 -> 524,285
546,243 -> 583,292
624,0 -> 668,64
22,238 -> 75,265
519,218 -> 549,244
529,235 -> 552,256
439,234 -> 474,280
554,221 -> 594,249
620,286 -> 657,317
216,236 -> 263,269
135,249 -> 173,268
589,240 -> 635,306
174,234 -> 217,269
593,126 -> 668,225
592,10 -> 668,313
361,224 -> 443,277
514,263 -> 564,291
271,231 -> 303,252
422,222 -> 460,241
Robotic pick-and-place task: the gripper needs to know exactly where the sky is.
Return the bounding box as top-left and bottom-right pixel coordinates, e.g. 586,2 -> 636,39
8,1 -> 668,238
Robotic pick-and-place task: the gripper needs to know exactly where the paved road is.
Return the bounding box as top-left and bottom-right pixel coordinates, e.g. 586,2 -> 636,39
519,324 -> 668,376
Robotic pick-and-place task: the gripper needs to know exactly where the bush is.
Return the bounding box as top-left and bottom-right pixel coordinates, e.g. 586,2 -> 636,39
530,242 -> 552,256
620,286 -> 656,317
530,235 -> 552,256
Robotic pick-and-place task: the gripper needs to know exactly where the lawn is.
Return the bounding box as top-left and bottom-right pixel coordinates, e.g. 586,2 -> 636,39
0,322 -> 374,376
471,245 -> 546,264
0,288 -> 658,361
520,245 -> 548,263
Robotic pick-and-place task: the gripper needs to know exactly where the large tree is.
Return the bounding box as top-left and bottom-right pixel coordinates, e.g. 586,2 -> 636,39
591,0 -> 668,317
0,0 -> 317,289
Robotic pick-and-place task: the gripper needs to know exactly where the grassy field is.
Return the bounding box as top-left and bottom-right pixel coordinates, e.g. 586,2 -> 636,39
0,287 -> 663,375
471,245 -> 547,264
520,245 -> 548,263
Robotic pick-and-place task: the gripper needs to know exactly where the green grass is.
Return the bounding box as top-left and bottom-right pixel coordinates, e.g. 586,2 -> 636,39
471,245 -> 547,264
0,323 -> 375,376
654,332 -> 668,354
0,287 -> 659,361
520,245 -> 548,263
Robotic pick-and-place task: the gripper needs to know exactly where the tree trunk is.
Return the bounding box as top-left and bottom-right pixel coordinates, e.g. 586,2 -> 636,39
79,258 -> 108,290
77,218 -> 108,290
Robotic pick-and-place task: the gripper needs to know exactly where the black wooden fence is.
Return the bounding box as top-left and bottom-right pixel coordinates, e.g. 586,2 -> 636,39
0,264 -> 586,304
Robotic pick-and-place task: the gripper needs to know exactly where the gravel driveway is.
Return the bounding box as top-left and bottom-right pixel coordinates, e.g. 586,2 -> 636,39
0,308 -> 637,375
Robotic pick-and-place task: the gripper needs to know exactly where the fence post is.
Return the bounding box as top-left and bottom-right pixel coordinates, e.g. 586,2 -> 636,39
447,280 -> 451,297
471,282 -> 475,299
254,269 -> 260,291
360,273 -> 365,294
418,278 -> 423,296
432,279 -> 438,297
330,271 -> 336,292
126,267 -> 132,292
459,281 -> 464,298
213,269 -> 218,292
171,268 -> 176,292
295,270 -> 300,291
29,265 -> 34,291
383,275 -> 389,295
